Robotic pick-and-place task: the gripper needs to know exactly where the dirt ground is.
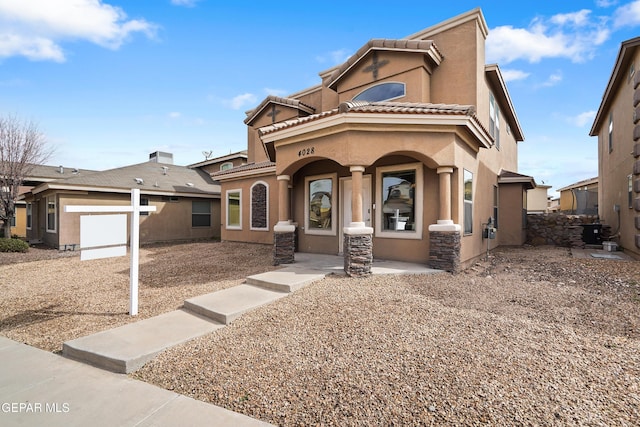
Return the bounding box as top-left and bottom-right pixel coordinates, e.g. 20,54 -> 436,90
2,242 -> 640,425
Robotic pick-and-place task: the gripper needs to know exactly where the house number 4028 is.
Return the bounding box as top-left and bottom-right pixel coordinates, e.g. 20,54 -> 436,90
298,147 -> 315,157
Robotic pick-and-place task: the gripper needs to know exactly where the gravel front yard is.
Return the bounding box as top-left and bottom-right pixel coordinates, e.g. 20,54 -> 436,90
2,242 -> 640,425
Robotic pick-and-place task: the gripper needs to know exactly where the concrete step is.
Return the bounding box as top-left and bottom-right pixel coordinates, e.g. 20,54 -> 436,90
184,284 -> 288,325
63,310 -> 224,374
245,269 -> 328,293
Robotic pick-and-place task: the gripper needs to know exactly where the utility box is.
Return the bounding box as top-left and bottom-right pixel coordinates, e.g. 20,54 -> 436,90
483,227 -> 496,239
603,241 -> 618,252
582,223 -> 602,245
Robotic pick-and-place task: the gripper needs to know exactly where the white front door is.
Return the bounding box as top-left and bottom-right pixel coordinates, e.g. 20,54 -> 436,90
339,175 -> 372,254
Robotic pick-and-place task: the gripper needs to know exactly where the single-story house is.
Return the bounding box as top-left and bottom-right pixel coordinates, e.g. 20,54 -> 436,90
557,177 -> 598,215
206,8 -> 536,275
21,153 -> 221,249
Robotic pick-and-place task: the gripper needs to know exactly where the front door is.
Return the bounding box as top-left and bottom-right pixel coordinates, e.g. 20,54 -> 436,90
339,175 -> 372,254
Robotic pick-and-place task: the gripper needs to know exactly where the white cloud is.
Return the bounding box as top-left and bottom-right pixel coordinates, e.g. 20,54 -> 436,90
316,48 -> 351,65
168,112 -> 181,119
539,71 -> 563,87
228,93 -> 257,110
613,0 -> 640,28
501,69 -> 530,82
264,87 -> 288,97
0,0 -> 157,62
171,0 -> 200,7
572,111 -> 597,127
487,9 -> 610,65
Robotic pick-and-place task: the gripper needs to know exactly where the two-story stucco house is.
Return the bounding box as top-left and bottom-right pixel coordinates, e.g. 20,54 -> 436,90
211,8 -> 535,275
590,37 -> 640,259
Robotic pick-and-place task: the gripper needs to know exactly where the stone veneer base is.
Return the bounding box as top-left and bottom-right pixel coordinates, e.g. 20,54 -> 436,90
273,231 -> 295,265
343,232 -> 373,277
428,230 -> 461,273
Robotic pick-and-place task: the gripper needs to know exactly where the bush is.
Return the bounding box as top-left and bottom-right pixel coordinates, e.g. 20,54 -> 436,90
0,238 -> 29,253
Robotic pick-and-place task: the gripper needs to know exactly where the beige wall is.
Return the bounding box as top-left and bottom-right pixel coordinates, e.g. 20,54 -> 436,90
596,49 -> 640,257
28,191 -> 220,249
220,174 -> 278,245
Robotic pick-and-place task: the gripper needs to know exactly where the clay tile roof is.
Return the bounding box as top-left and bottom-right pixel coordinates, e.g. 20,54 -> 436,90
327,39 -> 441,89
259,101 -> 477,136
244,95 -> 315,125
211,161 -> 276,178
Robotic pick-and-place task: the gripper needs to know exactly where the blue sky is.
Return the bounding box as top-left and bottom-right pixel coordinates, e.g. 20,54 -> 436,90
1,1 -> 639,195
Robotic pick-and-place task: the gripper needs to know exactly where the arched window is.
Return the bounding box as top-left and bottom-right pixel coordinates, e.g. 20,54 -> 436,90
250,182 -> 269,230
353,82 -> 405,102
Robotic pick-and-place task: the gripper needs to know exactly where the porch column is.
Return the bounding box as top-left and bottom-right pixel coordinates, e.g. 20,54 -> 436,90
343,166 -> 373,277
274,175 -> 295,265
428,166 -> 461,272
437,166 -> 453,224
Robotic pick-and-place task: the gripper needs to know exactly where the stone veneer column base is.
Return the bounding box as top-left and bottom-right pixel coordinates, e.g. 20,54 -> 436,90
343,225 -> 374,277
428,222 -> 461,273
273,222 -> 296,265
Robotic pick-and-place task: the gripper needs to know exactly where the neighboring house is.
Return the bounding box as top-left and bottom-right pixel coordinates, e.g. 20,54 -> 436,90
557,177 -> 598,215
21,153 -> 221,249
189,150 -> 248,175
590,36 -> 640,258
548,197 -> 560,212
6,164 -> 98,238
527,184 -> 552,214
209,8 -> 535,274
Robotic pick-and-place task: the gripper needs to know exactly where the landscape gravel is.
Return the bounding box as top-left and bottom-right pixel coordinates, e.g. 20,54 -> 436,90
2,242 -> 640,425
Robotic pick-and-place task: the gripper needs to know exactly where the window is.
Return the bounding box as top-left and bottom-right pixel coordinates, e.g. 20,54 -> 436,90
220,162 -> 233,171
140,197 -> 149,216
490,93 -> 500,149
464,170 -> 473,234
10,215 -> 15,227
375,163 -> 423,239
250,182 -> 268,231
305,174 -> 336,235
226,189 -> 242,229
629,175 -> 634,209
608,112 -> 614,153
192,200 -> 211,227
353,82 -> 405,102
46,195 -> 56,232
630,63 -> 635,83
26,203 -> 32,229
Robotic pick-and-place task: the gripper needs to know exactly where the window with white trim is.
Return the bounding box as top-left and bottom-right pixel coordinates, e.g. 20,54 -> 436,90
608,112 -> 614,153
375,163 -> 423,239
226,189 -> 242,229
490,93 -> 500,149
305,174 -> 336,235
46,195 -> 56,232
250,182 -> 269,231
220,162 -> 233,171
464,170 -> 473,234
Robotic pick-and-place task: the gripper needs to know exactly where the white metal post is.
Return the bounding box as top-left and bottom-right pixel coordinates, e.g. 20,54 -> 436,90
130,189 -> 140,316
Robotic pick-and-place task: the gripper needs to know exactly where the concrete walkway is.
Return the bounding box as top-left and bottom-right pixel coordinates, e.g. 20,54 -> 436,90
1,253 -> 440,426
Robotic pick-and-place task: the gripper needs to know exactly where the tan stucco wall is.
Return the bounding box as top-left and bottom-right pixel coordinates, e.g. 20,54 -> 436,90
595,49 -> 640,257
220,174 -> 278,245
10,205 -> 27,237
528,186 -> 550,212
498,184 -> 527,246
33,192 -> 221,248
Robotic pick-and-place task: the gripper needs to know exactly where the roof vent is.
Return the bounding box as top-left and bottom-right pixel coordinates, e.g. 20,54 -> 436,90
185,182 -> 194,187
134,178 -> 144,185
161,166 -> 169,175
72,168 -> 79,175
154,181 -> 159,187
58,165 -> 64,174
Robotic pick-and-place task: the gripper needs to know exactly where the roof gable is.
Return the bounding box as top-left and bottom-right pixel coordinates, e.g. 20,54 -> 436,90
244,95 -> 315,126
326,39 -> 442,91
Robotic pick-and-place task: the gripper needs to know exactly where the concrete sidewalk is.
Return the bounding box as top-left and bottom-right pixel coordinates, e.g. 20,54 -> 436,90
0,336 -> 273,427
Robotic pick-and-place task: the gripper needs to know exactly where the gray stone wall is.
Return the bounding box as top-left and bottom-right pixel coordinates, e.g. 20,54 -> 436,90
526,213 -> 611,248
273,231 -> 295,265
343,233 -> 373,277
251,184 -> 267,229
428,231 -> 460,273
